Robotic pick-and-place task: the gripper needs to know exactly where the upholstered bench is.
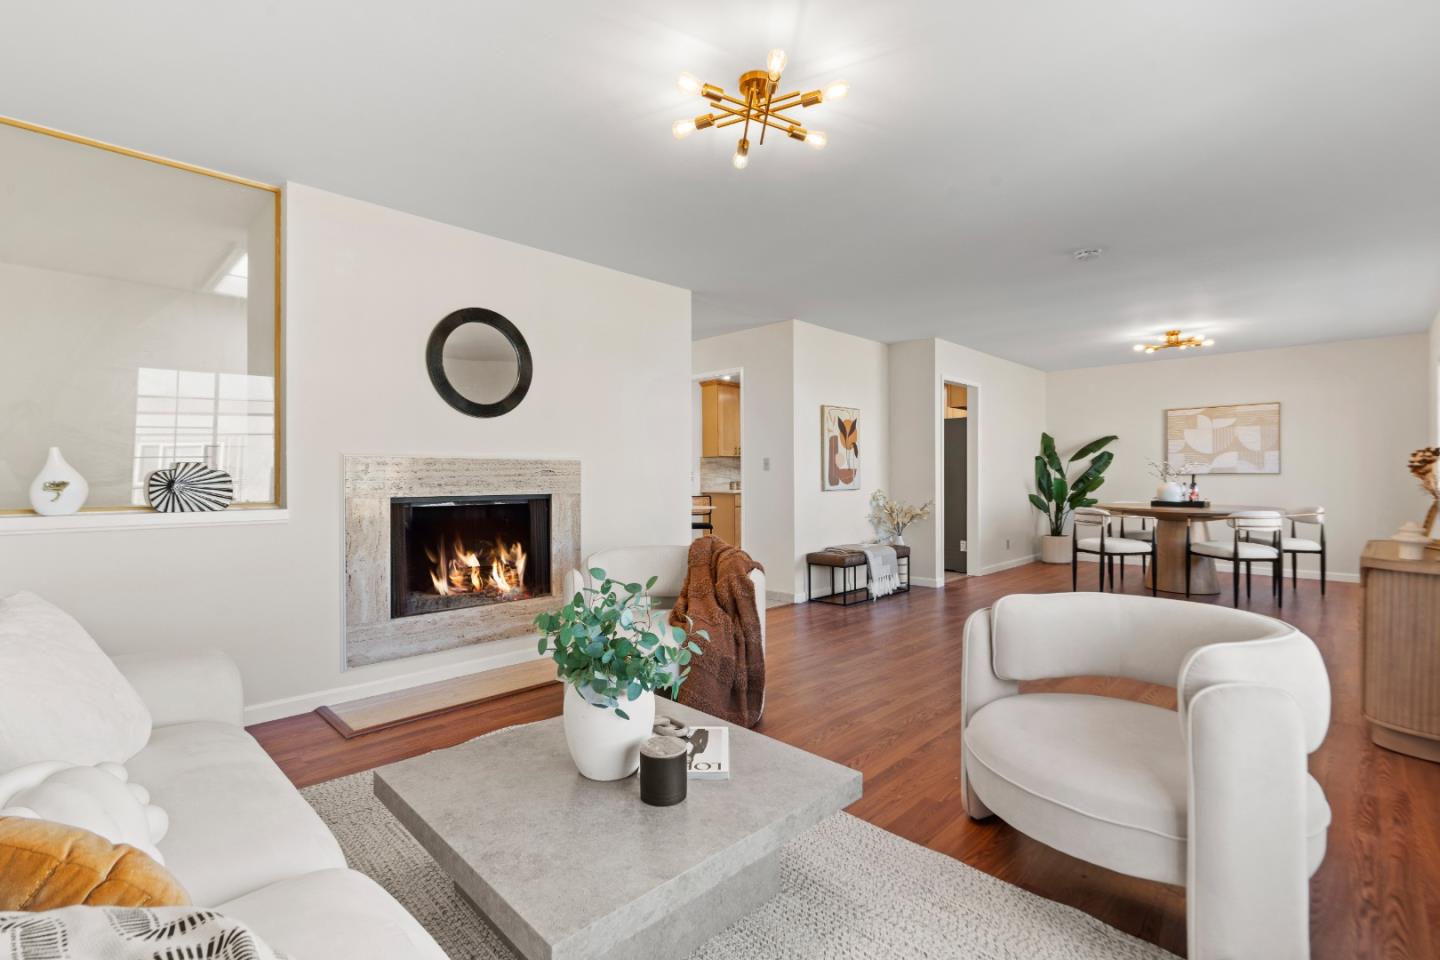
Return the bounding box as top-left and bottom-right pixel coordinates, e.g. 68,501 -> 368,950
805,545 -> 911,605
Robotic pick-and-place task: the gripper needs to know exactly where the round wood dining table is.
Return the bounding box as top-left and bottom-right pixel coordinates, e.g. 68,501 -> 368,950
1096,503 -> 1280,596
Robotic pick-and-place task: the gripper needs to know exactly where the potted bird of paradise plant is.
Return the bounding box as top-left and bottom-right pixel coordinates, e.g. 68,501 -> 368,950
1028,433 -> 1117,563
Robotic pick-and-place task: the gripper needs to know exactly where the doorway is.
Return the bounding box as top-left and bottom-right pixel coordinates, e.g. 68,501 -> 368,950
691,370 -> 743,549
943,383 -> 969,576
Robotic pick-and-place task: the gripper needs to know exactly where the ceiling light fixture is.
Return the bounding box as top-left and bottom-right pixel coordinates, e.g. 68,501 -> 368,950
1133,329 -> 1216,354
672,49 -> 846,168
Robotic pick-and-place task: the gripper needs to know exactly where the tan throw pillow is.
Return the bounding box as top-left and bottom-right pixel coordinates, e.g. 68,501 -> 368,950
0,816 -> 189,910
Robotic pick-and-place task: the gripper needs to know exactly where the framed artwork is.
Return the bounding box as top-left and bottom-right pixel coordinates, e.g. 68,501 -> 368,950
821,405 -> 860,490
1165,402 -> 1281,474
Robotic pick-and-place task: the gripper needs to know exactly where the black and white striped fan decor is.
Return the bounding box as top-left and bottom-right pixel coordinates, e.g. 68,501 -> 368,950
146,462 -> 234,512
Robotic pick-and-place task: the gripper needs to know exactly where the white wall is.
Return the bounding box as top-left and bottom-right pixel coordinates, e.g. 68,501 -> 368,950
1430,308 -> 1440,444
887,338 -> 1049,584
1046,334 -> 1428,579
692,320 -> 892,598
791,321 -> 890,594
692,321 -> 794,597
0,184 -> 692,720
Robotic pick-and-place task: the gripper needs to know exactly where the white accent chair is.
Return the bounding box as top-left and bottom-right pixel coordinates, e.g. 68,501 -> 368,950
563,546 -> 768,710
1071,507 -> 1156,594
1188,510 -> 1284,607
961,593 -> 1331,960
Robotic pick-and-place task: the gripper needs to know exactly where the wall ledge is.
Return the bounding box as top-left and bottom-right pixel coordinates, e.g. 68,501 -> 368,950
0,508 -> 289,536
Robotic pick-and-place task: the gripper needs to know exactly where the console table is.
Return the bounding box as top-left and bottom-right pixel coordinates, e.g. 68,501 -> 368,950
1361,539 -> 1440,763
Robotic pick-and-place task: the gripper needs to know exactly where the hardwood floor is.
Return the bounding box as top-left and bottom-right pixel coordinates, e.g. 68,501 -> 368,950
250,560 -> 1439,959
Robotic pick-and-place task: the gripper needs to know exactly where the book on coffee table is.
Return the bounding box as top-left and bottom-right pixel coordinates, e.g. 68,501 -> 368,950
686,725 -> 730,780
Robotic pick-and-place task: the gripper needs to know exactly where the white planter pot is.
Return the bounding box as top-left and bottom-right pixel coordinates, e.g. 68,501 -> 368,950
1039,535 -> 1071,564
562,683 -> 656,781
29,447 -> 89,516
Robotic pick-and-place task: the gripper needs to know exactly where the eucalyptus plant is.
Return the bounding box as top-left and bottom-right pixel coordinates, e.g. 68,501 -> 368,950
534,568 -> 705,720
1028,433 -> 1118,536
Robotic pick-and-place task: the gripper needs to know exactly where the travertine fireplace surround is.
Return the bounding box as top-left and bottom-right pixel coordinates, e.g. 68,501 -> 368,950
343,456 -> 580,667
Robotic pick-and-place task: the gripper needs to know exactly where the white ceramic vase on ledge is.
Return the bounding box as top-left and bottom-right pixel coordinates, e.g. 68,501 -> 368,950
28,447 -> 89,516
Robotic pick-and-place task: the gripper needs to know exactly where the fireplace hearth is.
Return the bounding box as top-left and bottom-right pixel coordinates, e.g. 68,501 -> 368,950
390,495 -> 552,619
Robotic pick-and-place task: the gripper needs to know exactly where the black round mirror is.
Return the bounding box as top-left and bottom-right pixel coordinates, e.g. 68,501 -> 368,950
426,308 -> 533,417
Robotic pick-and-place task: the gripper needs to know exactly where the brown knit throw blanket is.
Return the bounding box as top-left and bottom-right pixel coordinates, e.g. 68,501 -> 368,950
669,536 -> 766,728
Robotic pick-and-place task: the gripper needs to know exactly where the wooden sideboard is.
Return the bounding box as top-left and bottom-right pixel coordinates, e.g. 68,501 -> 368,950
1360,540 -> 1440,762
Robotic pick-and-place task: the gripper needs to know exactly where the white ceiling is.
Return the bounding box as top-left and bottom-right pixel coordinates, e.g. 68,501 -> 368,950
3,1 -> 1438,370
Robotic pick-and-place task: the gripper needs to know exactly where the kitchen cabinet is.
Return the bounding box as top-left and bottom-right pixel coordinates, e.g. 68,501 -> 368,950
707,491 -> 741,548
701,380 -> 741,457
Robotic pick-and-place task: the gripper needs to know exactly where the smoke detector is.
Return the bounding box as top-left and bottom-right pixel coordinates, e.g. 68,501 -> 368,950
1071,248 -> 1105,262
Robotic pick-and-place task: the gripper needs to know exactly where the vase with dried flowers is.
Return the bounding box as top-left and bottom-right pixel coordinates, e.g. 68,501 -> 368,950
1407,446 -> 1440,540
868,490 -> 933,545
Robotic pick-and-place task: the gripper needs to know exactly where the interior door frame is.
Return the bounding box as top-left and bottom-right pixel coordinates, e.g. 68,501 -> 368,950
692,366 -> 745,550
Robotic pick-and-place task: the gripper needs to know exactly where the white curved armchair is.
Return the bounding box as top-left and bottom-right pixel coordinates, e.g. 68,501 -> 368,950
961,593 -> 1331,960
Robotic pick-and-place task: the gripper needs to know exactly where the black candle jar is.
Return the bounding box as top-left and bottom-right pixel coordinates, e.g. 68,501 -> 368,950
639,735 -> 689,806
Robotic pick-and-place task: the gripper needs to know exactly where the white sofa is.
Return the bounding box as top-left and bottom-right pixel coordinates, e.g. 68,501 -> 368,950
0,594 -> 445,960
961,592 -> 1332,960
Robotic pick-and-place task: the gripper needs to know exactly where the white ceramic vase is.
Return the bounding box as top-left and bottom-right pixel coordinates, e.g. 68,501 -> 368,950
1040,535 -> 1071,564
562,682 -> 656,781
28,447 -> 89,516
1156,481 -> 1187,503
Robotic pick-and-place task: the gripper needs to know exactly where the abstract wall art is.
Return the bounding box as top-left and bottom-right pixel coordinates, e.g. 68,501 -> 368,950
1165,402 -> 1280,474
821,404 -> 860,491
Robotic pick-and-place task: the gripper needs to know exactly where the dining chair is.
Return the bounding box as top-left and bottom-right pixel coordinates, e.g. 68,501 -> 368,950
1246,506 -> 1327,595
690,495 -> 713,538
1188,510 -> 1284,608
1072,507 -> 1156,594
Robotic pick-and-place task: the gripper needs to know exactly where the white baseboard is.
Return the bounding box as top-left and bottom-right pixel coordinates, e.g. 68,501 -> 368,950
977,554 -> 1038,576
243,639 -> 541,725
911,576 -> 944,588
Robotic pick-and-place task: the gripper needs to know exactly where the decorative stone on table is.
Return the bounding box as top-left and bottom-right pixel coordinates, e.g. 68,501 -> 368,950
639,735 -> 689,807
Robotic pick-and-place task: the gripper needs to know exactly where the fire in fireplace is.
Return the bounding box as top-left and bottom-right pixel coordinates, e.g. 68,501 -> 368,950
390,495 -> 551,618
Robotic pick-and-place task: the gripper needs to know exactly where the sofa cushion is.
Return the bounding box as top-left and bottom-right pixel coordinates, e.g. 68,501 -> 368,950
124,722 -> 345,905
964,692 -> 1329,885
218,868 -> 448,960
0,762 -> 168,864
0,816 -> 190,909
0,592 -> 151,769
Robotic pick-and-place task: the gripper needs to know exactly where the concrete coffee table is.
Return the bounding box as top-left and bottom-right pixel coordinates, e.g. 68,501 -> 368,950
374,700 -> 861,960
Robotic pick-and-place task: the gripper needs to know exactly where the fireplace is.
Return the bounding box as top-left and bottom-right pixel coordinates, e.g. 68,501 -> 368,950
390,495 -> 552,619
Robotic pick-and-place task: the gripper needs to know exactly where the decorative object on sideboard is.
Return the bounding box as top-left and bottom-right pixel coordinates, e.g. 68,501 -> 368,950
867,489 -> 932,546
1146,457 -> 1189,502
145,462 -> 234,513
1391,522 -> 1431,561
821,404 -> 860,490
426,307 -> 533,418
1165,401 -> 1280,474
638,735 -> 689,806
27,447 -> 89,516
671,49 -> 847,169
1029,433 -> 1116,563
536,567 -> 706,780
1407,446 -> 1440,540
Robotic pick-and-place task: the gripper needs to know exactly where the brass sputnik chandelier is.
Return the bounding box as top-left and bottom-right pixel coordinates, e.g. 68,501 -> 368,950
1133,329 -> 1216,354
672,49 -> 847,169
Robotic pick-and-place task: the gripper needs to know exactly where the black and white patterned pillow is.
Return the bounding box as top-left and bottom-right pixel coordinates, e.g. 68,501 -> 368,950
0,908 -> 287,960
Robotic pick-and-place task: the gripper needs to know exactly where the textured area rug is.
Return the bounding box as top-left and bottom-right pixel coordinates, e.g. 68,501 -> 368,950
304,771 -> 1178,959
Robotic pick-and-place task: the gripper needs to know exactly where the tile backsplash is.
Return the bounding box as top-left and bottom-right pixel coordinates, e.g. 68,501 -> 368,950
700,456 -> 741,490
